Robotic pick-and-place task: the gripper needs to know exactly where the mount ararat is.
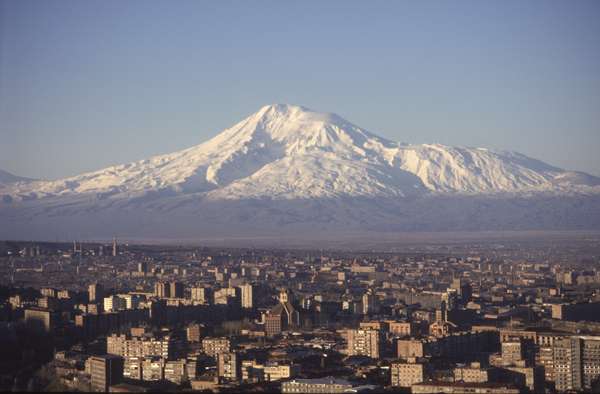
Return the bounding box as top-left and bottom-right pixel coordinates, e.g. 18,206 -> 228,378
2,104 -> 600,241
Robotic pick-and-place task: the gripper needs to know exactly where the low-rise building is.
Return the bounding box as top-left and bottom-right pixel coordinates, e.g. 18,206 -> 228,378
242,360 -> 299,382
202,337 -> 230,358
391,359 -> 425,387
282,377 -> 371,393
411,382 -> 519,394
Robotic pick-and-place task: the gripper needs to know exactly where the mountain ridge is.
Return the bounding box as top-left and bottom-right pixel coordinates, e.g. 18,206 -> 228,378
2,104 -> 600,240
2,104 -> 598,202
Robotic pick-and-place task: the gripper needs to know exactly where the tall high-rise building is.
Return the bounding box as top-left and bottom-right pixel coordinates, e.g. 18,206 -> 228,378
170,282 -> 184,298
218,352 -> 241,382
346,328 -> 381,359
112,237 -> 117,257
554,336 -> 600,392
121,294 -> 141,310
155,282 -> 170,298
451,277 -> 473,303
265,312 -> 285,337
362,289 -> 378,315
138,261 -> 148,274
191,287 -> 209,304
89,355 -> 123,392
239,283 -> 253,309
88,283 -> 103,303
104,296 -> 126,312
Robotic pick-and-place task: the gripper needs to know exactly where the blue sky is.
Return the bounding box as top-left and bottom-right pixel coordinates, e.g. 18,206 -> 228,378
1,0 -> 599,179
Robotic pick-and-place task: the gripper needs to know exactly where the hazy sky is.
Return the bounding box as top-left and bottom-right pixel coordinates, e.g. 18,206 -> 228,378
1,0 -> 599,179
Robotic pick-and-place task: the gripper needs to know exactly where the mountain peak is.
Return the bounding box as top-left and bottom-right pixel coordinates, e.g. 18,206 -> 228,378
258,103 -> 309,114
211,104 -> 358,150
253,103 -> 338,126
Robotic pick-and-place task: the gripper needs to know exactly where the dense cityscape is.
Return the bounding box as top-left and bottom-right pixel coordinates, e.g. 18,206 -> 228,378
1,236 -> 600,393
3,0 -> 599,393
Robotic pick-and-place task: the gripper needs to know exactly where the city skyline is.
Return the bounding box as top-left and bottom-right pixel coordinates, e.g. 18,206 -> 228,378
2,2 -> 600,393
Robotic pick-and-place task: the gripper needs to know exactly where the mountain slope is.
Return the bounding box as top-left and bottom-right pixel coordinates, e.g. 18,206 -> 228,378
1,104 -> 598,202
1,104 -> 599,240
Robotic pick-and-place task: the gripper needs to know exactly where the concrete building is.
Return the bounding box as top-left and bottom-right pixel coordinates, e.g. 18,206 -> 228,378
500,341 -> 525,366
107,334 -> 176,360
265,311 -> 285,337
218,352 -> 240,382
88,283 -> 103,303
411,382 -> 519,394
362,289 -> 378,315
164,359 -> 188,384
104,296 -> 126,312
186,323 -> 202,343
89,355 -> 123,392
142,357 -> 165,381
554,336 -> 600,392
359,321 -> 389,332
239,283 -> 253,309
137,261 -> 148,275
264,298 -> 299,336
154,282 -> 170,298
552,302 -> 600,322
24,308 -> 56,332
123,357 -> 143,380
391,359 -> 425,387
450,277 -> 472,303
170,282 -> 184,299
202,337 -> 230,358
242,360 -> 299,382
37,296 -> 60,310
214,287 -> 238,305
190,287 -> 209,304
388,321 -> 417,337
429,320 -> 457,338
120,294 -> 141,310
453,362 -> 493,383
282,377 -> 357,393
397,339 -> 426,359
346,328 -> 380,359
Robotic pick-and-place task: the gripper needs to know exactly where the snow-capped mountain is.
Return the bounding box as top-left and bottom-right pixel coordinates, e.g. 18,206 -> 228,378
2,104 -> 598,200
1,104 -> 599,241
